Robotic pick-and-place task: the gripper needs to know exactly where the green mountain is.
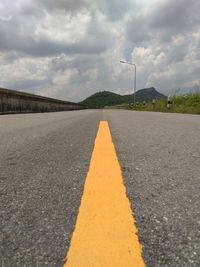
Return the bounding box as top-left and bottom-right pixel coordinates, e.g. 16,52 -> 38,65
80,87 -> 166,108
80,91 -> 124,108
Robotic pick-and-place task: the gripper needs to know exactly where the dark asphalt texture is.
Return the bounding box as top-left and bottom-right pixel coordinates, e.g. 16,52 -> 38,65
1,110 -> 200,267
0,110 -> 101,267
106,110 -> 200,267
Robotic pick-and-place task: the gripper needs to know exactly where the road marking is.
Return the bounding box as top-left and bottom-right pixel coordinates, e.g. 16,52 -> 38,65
64,121 -> 145,267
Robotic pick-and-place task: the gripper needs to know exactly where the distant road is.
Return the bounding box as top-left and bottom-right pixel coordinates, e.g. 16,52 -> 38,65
1,110 -> 200,267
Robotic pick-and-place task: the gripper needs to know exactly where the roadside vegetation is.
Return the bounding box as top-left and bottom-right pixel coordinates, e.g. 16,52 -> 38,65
111,92 -> 200,115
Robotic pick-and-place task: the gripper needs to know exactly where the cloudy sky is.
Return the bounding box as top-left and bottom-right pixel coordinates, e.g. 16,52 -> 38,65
0,0 -> 200,101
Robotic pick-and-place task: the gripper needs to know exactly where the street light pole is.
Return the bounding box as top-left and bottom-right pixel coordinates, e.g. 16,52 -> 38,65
120,60 -> 137,106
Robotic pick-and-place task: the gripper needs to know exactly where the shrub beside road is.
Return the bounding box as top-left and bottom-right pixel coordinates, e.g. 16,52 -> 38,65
112,92 -> 200,115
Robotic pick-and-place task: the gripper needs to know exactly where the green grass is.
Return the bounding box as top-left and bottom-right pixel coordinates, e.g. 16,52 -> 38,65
111,92 -> 200,115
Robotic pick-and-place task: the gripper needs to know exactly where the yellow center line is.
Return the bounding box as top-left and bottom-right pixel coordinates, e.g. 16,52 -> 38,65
64,121 -> 145,267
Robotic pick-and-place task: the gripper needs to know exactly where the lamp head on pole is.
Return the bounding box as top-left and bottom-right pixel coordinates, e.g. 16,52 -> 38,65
120,60 -> 126,64
120,60 -> 136,67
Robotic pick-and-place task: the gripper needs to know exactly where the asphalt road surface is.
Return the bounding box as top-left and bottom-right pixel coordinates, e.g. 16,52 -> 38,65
1,110 -> 200,267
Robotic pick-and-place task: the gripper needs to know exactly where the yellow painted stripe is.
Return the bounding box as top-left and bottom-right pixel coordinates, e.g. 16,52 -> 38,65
64,121 -> 145,267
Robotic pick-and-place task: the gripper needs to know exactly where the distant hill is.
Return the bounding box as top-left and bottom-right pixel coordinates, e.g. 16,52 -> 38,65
123,87 -> 166,103
80,87 -> 166,108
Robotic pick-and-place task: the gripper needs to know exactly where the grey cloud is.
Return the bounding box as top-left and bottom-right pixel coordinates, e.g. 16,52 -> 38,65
197,47 -> 200,60
51,54 -> 101,72
126,15 -> 153,44
22,38 -> 109,57
92,0 -> 132,21
5,78 -> 47,91
51,53 -> 110,80
36,0 -> 89,13
0,51 -> 22,63
17,1 -> 45,17
150,0 -> 200,42
37,0 -> 132,21
168,47 -> 187,63
0,23 -> 110,57
127,0 -> 200,45
166,42 -> 189,63
150,0 -> 200,30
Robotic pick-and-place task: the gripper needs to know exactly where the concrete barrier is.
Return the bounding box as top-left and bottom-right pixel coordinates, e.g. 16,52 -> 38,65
0,88 -> 86,114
